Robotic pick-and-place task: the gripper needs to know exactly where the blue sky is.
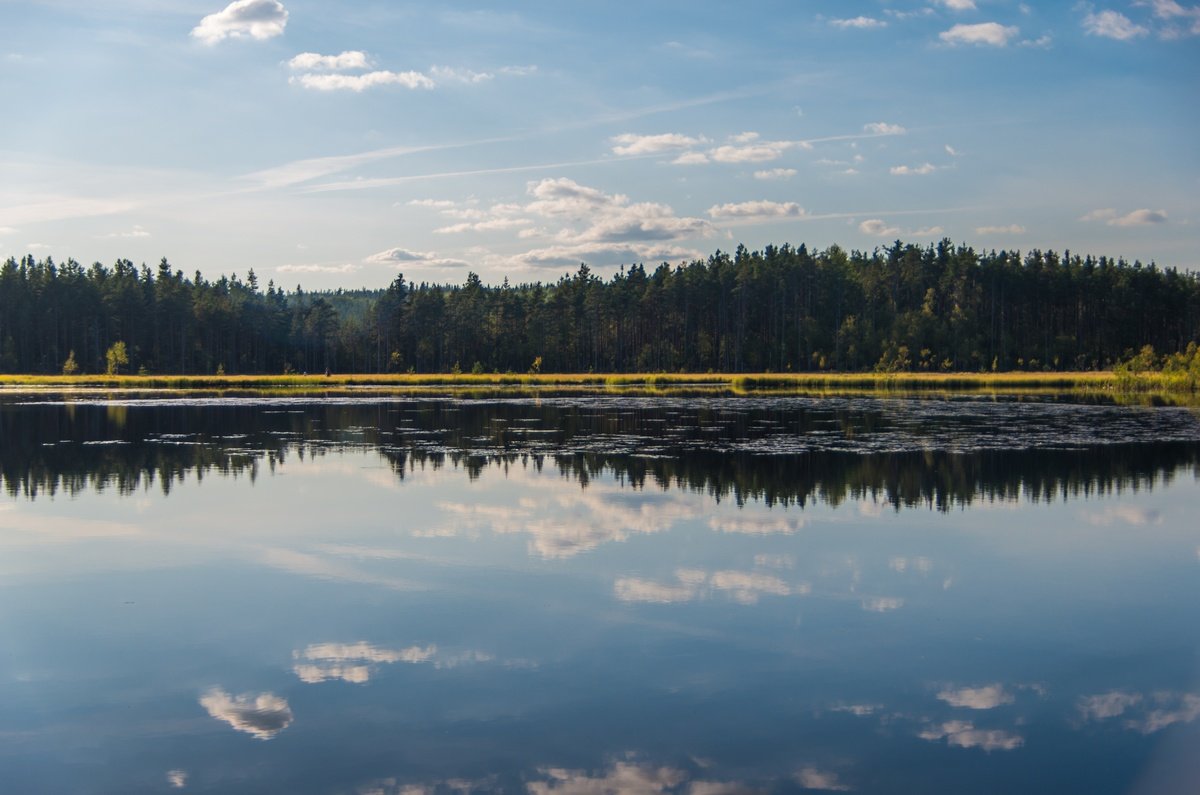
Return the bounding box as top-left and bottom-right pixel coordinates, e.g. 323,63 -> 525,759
1,0 -> 1197,288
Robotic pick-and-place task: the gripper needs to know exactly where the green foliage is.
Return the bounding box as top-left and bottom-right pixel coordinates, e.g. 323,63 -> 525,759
105,341 -> 128,375
1,243 -> 1198,376
62,350 -> 79,376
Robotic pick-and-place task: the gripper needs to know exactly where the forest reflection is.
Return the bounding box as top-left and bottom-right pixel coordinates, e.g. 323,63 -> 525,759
2,397 -> 1198,510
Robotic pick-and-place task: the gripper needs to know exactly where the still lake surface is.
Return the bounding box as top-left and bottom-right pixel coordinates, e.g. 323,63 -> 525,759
1,392 -> 1199,794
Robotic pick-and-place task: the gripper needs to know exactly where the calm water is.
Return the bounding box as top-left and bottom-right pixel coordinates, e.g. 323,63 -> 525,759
1,393 -> 1199,794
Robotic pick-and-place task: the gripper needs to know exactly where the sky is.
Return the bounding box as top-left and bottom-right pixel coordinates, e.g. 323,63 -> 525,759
1,0 -> 1197,289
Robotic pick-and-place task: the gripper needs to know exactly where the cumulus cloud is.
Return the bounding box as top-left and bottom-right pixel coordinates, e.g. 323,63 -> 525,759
611,133 -> 707,156
940,22 -> 1020,46
830,16 -> 887,29
192,0 -> 288,44
707,201 -> 806,220
430,65 -> 495,84
200,688 -> 293,740
937,0 -> 978,9
863,122 -> 906,135
920,720 -> 1024,751
938,684 -> 1015,709
753,168 -> 797,180
709,141 -> 798,163
672,152 -> 711,165
891,163 -> 937,176
287,51 -> 369,71
975,224 -> 1026,235
293,641 -> 437,683
291,70 -> 435,91
1108,208 -> 1168,226
1083,10 -> 1149,39
435,217 -> 532,234
364,247 -> 470,268
860,219 -> 901,237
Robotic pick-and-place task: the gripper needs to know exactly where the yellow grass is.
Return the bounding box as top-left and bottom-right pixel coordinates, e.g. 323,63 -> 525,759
0,370 -> 1160,392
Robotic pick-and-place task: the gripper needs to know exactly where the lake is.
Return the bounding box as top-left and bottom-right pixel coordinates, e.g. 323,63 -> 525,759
1,392 -> 1199,794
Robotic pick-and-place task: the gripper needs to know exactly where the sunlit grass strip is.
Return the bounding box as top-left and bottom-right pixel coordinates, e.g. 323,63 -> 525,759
0,370 -> 1186,392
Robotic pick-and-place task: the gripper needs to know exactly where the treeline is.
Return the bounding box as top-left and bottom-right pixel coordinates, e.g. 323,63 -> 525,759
2,240 -> 1198,374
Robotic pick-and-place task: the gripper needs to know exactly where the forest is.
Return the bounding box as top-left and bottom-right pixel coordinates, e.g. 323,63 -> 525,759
1,239 -> 1198,375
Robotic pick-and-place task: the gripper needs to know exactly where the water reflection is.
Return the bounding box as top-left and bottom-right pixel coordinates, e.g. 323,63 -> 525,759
1,395 -> 1198,794
199,688 -> 293,740
2,396 -> 1199,515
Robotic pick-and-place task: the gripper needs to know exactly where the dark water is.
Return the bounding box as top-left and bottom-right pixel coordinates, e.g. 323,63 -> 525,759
1,393 -> 1199,794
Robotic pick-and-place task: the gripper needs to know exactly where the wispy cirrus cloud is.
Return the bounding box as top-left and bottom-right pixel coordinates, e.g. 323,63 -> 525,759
829,16 -> 887,29
192,0 -> 288,45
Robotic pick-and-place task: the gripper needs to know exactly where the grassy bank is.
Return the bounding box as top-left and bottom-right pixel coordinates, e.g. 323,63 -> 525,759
0,370 -> 1176,392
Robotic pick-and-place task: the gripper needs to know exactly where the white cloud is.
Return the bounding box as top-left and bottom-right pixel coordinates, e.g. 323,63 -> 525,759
860,219 -> 901,237
672,152 -> 711,165
863,122 -> 906,135
912,226 -> 945,236
920,720 -> 1023,751
364,247 -> 470,268
430,65 -> 495,84
753,168 -> 797,180
1083,10 -> 1149,39
192,0 -> 288,45
830,16 -> 887,29
1080,208 -> 1118,222
938,684 -> 1015,709
199,688 -> 293,740
891,163 -> 937,176
709,570 -> 794,604
945,144 -> 960,156
291,70 -> 435,92
0,226 -> 15,235
287,51 -> 369,71
975,224 -> 1026,235
167,770 -> 187,789
795,768 -> 850,791
709,515 -> 806,534
435,218 -> 531,234
1079,691 -> 1142,721
1108,208 -> 1168,226
937,0 -> 978,9
940,22 -> 1021,46
611,133 -> 706,156
1019,34 -> 1054,47
707,201 -> 806,220
709,141 -> 797,163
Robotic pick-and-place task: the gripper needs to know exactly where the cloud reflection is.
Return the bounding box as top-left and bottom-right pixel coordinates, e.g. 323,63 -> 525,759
795,768 -> 851,791
615,568 -> 809,605
527,762 -> 687,795
937,684 -> 1014,710
166,769 -> 187,789
919,720 -> 1023,751
1078,690 -> 1142,721
293,642 -> 437,683
860,597 -> 904,613
199,688 -> 293,740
